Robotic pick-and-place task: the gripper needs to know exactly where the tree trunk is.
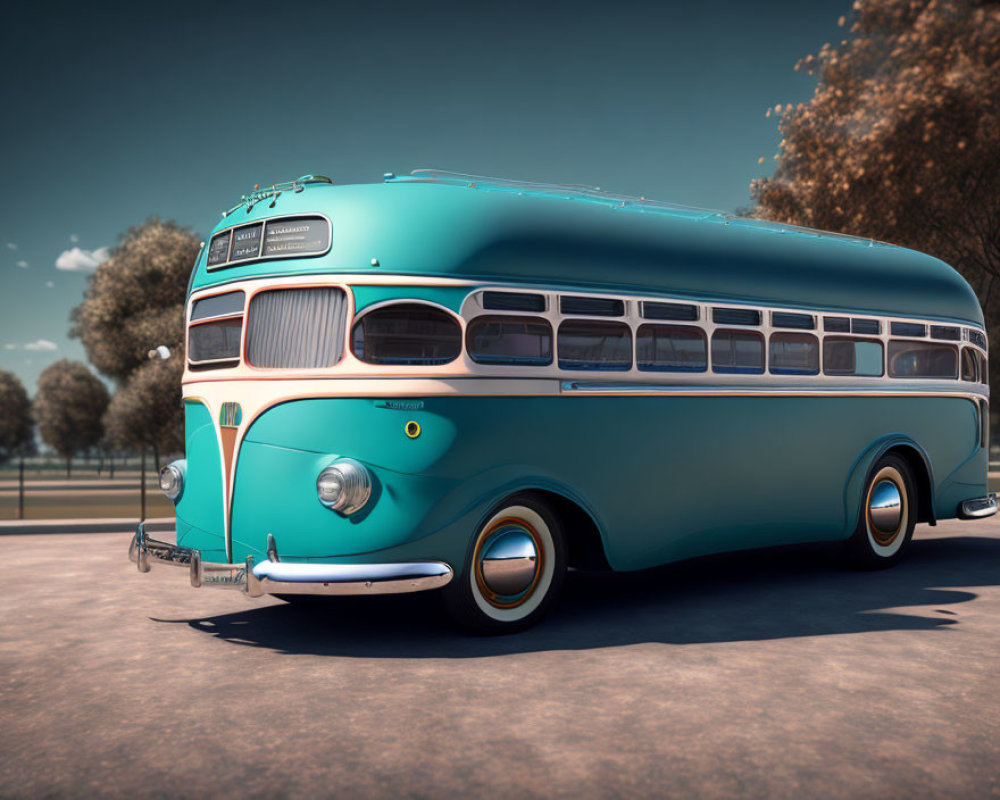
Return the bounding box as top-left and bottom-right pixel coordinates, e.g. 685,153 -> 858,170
18,459 -> 25,520
140,449 -> 146,521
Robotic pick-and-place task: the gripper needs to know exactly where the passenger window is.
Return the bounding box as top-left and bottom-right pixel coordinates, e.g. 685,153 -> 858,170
823,338 -> 883,377
891,321 -> 927,337
961,348 -> 978,382
771,312 -> 815,330
557,321 -> 632,371
712,308 -> 761,326
188,318 -> 242,364
642,301 -> 699,321
560,296 -> 625,317
636,325 -> 707,372
351,303 -> 461,365
769,333 -> 819,375
467,316 -> 552,366
851,318 -> 880,335
979,352 -> 988,385
887,341 -> 958,379
711,330 -> 764,374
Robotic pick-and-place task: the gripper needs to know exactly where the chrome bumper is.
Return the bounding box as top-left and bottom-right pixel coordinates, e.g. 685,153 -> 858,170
127,524 -> 453,597
958,493 -> 998,520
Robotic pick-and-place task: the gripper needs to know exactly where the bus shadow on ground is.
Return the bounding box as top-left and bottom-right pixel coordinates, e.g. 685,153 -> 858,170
170,533 -> 999,658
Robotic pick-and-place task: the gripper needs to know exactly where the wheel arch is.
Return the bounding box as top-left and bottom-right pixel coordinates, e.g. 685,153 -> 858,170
844,436 -> 936,534
515,488 -> 611,571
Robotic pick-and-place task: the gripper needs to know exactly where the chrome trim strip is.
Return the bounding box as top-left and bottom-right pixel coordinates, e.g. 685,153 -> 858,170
128,524 -> 453,597
560,381 -> 987,398
958,493 -> 998,520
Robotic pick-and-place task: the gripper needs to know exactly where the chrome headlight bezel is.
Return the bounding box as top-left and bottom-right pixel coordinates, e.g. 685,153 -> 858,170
159,461 -> 185,502
316,458 -> 372,515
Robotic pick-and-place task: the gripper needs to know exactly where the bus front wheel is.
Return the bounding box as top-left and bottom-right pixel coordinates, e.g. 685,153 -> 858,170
443,492 -> 567,634
846,454 -> 916,569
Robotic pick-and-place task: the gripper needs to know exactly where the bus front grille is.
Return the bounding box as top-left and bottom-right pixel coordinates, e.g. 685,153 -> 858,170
246,287 -> 347,369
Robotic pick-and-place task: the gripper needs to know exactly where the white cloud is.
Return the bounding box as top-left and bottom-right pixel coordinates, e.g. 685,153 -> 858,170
23,339 -> 58,352
3,344 -> 15,350
6,242 -> 16,250
55,246 -> 110,272
69,234 -> 79,244
45,280 -> 54,288
16,260 -> 28,268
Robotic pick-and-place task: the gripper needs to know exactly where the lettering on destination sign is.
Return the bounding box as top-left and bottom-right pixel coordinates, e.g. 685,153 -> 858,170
206,231 -> 231,266
205,216 -> 330,268
229,224 -> 263,261
262,217 -> 330,257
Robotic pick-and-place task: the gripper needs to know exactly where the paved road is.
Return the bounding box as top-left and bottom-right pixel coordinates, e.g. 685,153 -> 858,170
1,521 -> 999,799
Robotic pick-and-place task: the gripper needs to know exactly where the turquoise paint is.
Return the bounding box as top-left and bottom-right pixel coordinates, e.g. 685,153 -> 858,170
351,284 -> 471,313
174,401 -> 225,554
217,394 -> 984,571
188,181 -> 983,327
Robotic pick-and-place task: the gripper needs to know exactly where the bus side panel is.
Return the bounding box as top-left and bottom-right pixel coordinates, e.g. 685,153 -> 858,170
227,394 -> 983,572
932,398 -> 988,520
173,400 -> 227,562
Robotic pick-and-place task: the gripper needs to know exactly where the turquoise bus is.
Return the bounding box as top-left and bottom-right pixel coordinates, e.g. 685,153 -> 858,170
130,170 -> 996,633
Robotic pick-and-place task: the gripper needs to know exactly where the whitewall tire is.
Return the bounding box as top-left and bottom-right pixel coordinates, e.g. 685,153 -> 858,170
443,493 -> 566,634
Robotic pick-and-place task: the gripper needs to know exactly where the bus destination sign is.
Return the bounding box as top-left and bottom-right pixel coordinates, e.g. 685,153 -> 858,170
230,223 -> 263,261
206,231 -> 231,266
263,217 -> 330,257
205,216 -> 330,270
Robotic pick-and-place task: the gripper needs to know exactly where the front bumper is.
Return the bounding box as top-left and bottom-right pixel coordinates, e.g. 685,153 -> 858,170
128,524 -> 453,597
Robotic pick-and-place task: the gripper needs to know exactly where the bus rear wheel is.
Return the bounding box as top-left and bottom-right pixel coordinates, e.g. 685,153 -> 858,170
443,493 -> 566,634
846,454 -> 916,569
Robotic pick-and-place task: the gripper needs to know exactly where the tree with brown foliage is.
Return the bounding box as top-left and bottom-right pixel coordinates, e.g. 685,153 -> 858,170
0,370 -> 34,465
71,218 -> 199,454
102,357 -> 185,463
752,0 -> 1000,393
33,360 -> 109,476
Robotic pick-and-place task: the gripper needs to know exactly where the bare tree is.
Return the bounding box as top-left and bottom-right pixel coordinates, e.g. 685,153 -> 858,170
33,360 -> 110,476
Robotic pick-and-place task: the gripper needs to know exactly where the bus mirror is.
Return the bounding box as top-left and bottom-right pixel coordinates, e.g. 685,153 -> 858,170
148,345 -> 171,361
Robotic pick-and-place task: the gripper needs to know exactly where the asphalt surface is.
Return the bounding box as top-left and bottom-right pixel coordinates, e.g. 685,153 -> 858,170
2,521 -> 999,799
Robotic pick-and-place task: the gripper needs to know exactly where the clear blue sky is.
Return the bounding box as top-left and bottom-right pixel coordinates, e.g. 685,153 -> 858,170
0,0 -> 848,392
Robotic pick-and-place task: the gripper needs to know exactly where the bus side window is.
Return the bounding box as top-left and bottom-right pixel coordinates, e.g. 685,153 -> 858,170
711,330 -> 764,374
769,332 -> 819,375
823,338 -> 883,377
887,341 -> 958,379
557,320 -> 632,371
351,303 -> 462,366
636,324 -> 707,372
467,316 -> 553,366
961,348 -> 978,382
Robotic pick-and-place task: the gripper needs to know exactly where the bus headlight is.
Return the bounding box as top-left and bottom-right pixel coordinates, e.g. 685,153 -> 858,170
159,461 -> 185,501
316,458 -> 372,515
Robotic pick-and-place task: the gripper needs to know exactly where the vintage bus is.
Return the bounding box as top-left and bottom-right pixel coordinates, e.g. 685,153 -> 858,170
130,170 -> 996,633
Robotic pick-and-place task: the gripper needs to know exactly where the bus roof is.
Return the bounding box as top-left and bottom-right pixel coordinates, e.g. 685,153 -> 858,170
192,170 -> 984,326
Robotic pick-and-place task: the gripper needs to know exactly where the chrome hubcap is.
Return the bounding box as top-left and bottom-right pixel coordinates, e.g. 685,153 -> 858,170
869,479 -> 903,536
478,525 -> 539,603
